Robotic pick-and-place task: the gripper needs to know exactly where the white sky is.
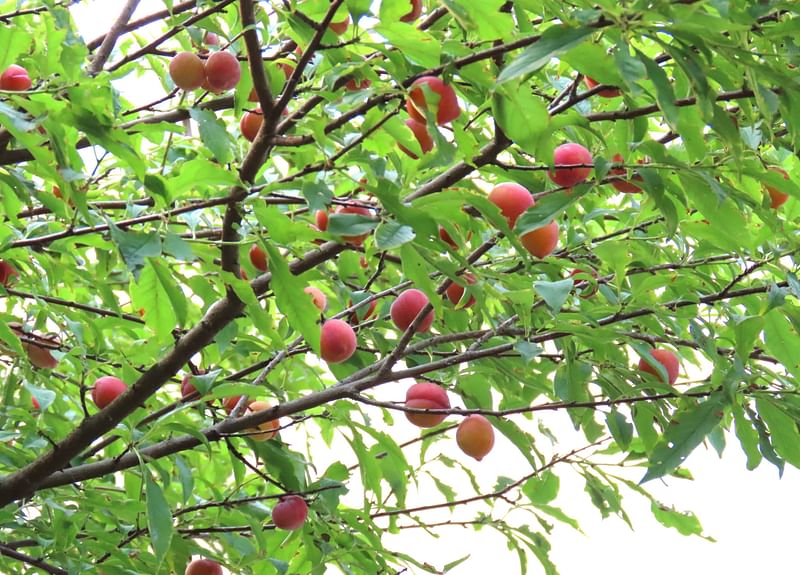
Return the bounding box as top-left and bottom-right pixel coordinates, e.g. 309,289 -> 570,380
67,2 -> 800,574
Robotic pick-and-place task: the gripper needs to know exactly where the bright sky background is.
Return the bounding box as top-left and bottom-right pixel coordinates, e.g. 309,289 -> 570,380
68,1 -> 800,574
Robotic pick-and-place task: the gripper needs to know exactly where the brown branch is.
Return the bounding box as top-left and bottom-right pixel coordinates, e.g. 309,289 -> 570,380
86,0 -> 198,51
88,0 -> 142,75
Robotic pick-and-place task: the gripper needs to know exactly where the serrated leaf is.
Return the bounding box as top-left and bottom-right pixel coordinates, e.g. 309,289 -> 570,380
189,108 -> 235,164
533,279 -> 573,312
375,221 -> 415,249
497,25 -> 594,84
641,394 -> 728,483
265,244 -> 321,355
145,474 -> 173,567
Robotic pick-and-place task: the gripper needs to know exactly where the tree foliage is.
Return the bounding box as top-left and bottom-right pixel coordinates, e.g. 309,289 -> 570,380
0,0 -> 799,573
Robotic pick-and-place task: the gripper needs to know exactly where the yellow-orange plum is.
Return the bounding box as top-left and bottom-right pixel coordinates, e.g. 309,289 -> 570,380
456,414 -> 495,461
169,52 -> 206,90
520,221 -> 559,258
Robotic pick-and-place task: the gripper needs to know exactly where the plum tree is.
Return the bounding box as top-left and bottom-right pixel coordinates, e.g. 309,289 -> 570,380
304,286 -> 327,311
406,76 -> 460,125
445,273 -> 476,308
520,221 -> 559,258
456,415 -> 495,461
91,376 -> 127,409
488,182 -> 534,228
398,118 -> 433,159
584,76 -> 621,98
4,3 -> 800,574
320,319 -> 357,363
390,289 -> 434,332
548,143 -> 593,188
638,349 -> 681,385
0,64 -> 32,91
405,382 -> 450,427
272,495 -> 308,530
169,52 -> 206,90
765,166 -> 790,208
244,401 -> 280,440
185,558 -> 223,575
248,243 -> 268,272
204,51 -> 240,91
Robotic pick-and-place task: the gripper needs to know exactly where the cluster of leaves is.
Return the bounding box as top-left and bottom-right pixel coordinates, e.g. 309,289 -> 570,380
1,0 -> 800,574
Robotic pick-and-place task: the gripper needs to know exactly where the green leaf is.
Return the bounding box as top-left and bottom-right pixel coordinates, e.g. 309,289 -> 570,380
492,83 -> 550,152
755,399 -> 800,469
327,213 -> 379,237
145,473 -> 174,567
374,220 -> 415,250
533,279 -> 573,313
650,501 -> 705,537
497,25 -> 594,84
641,394 -> 728,483
265,244 -> 321,356
733,403 -> 761,471
515,188 -> 588,234
108,223 -> 162,280
189,108 -> 235,164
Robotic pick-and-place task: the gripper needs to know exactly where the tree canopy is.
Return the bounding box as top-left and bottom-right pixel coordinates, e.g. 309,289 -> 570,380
1,0 -> 800,573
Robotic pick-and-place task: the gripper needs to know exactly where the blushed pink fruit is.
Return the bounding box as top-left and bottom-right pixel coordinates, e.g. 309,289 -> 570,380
272,495 -> 308,530
185,558 -> 223,575
398,118 -> 433,159
405,382 -> 450,427
549,143 -> 593,188
390,289 -> 434,332
406,76 -> 460,125
0,65 -> 32,91
204,51 -> 240,91
445,273 -> 477,308
91,376 -> 127,409
304,286 -> 327,311
488,183 -> 534,228
320,319 -> 357,363
638,349 -> 680,385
